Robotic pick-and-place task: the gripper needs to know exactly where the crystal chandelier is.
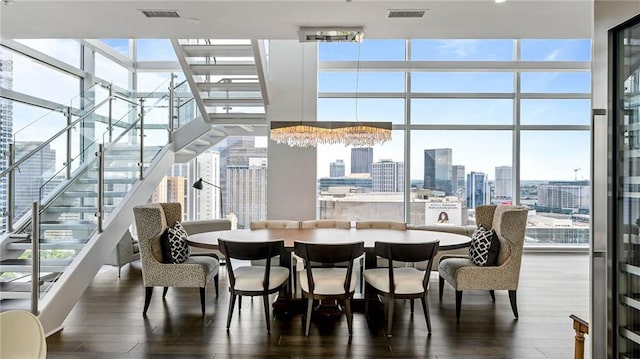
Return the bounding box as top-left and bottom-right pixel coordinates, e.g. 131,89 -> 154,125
269,37 -> 392,148
270,121 -> 392,147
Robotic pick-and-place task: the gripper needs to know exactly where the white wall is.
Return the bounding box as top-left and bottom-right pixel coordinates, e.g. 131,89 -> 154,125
592,2 -> 640,357
266,41 -> 317,220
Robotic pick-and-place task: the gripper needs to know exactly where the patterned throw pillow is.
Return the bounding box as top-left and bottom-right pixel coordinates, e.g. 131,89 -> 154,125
161,222 -> 191,264
468,226 -> 500,266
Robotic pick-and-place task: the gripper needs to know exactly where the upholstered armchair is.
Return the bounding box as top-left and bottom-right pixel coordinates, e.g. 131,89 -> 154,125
438,205 -> 529,319
133,202 -> 220,316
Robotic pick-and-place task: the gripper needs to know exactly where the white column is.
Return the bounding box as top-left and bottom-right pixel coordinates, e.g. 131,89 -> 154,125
266,41 -> 318,220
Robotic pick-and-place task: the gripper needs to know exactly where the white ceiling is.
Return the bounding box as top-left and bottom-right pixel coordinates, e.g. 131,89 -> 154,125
0,0 -> 593,40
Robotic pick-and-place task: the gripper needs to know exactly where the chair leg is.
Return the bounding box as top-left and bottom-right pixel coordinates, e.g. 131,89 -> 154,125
143,287 -> 153,315
421,294 -> 432,333
439,276 -> 445,302
226,294 -> 237,330
199,287 -> 206,316
455,291 -> 463,319
386,297 -> 394,338
489,290 -> 495,302
344,298 -> 354,337
410,299 -> 415,313
238,295 -> 242,310
305,297 -> 313,336
214,274 -> 219,297
364,284 -> 370,317
162,287 -> 169,298
263,294 -> 271,333
508,290 -> 519,319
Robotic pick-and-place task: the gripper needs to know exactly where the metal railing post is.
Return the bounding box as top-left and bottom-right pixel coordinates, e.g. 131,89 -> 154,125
168,73 -> 176,142
65,106 -> 72,179
138,98 -> 145,180
7,144 -> 14,232
97,144 -> 104,233
108,84 -> 113,143
31,202 -> 40,315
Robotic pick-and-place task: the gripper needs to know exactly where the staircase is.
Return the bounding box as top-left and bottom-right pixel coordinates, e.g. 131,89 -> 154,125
171,39 -> 270,162
0,38 -> 271,334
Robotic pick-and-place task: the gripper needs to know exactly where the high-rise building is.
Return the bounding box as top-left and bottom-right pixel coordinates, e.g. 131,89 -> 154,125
192,150 -> 221,220
227,157 -> 268,229
0,55 -> 13,232
330,159 -> 345,177
351,147 -> 373,175
372,159 -> 404,192
467,171 -> 490,209
495,166 -> 512,200
538,181 -> 590,210
13,142 -> 56,219
424,148 -> 452,195
451,165 -> 466,201
226,145 -> 268,229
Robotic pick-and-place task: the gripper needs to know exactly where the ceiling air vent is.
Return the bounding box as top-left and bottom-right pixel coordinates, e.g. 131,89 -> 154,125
140,9 -> 180,18
387,9 -> 427,18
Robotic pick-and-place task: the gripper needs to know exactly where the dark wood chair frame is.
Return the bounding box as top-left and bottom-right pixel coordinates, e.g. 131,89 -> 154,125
293,241 -> 365,336
219,239 -> 289,333
364,241 -> 439,336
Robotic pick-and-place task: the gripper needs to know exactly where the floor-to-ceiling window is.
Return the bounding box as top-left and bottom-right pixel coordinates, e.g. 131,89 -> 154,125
317,38 -> 591,246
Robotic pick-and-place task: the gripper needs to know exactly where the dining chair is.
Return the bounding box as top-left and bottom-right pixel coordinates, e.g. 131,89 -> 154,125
294,241 -> 365,336
133,202 -> 219,316
355,221 -> 407,230
218,238 -> 290,333
363,241 -> 439,336
0,310 -> 47,359
250,220 -> 300,229
300,220 -> 351,229
438,205 -> 529,319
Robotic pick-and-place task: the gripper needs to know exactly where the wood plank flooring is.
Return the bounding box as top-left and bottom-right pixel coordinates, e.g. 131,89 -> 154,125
39,252 -> 588,358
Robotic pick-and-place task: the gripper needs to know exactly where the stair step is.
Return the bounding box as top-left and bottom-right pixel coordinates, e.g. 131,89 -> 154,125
76,178 -> 137,185
190,64 -> 257,76
0,258 -> 72,272
39,220 -> 96,230
181,44 -> 254,58
202,98 -> 264,106
62,191 -> 128,198
0,274 -> 57,299
197,81 -> 260,92
7,238 -> 88,251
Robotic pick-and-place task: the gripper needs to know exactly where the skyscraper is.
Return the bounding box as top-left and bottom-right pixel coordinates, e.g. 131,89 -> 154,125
330,159 -> 345,177
351,147 -> 373,175
0,55 -> 13,232
226,146 -> 268,229
467,171 -> 490,209
192,150 -> 221,220
372,159 -> 404,192
495,166 -> 512,200
451,165 -> 466,201
424,148 -> 452,195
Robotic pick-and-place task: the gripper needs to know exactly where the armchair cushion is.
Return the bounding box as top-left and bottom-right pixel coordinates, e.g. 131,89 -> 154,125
468,226 -> 500,266
161,222 -> 191,264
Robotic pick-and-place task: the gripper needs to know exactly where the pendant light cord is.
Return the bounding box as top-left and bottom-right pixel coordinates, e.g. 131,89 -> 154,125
355,43 -> 361,123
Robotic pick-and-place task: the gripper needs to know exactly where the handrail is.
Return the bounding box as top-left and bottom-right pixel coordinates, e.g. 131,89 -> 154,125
0,93 -> 134,178
570,314 -> 589,359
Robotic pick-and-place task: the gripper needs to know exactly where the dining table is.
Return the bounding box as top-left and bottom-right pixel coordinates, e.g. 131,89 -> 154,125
187,227 -> 471,271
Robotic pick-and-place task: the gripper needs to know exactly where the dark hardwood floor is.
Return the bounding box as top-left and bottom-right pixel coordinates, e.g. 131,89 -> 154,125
38,252 -> 588,358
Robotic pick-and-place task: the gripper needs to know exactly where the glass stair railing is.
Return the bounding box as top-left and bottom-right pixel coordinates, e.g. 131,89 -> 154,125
0,78 -> 175,308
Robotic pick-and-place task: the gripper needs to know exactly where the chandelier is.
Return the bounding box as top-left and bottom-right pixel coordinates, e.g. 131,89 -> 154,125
269,35 -> 392,148
270,121 -> 392,147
